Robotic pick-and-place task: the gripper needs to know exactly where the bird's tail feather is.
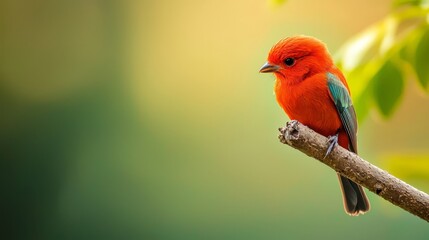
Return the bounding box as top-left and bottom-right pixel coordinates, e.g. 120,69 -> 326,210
337,174 -> 370,216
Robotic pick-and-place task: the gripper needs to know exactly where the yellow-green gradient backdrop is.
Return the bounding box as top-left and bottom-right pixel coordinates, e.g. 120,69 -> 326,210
1,0 -> 429,239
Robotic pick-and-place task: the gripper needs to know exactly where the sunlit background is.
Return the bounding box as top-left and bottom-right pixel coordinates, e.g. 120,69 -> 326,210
2,0 -> 429,239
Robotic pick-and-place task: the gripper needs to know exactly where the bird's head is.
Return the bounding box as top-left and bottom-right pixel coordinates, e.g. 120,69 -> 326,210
259,36 -> 333,85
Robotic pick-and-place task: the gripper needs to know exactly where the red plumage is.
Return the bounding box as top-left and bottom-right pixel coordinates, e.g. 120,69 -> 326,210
260,35 -> 370,216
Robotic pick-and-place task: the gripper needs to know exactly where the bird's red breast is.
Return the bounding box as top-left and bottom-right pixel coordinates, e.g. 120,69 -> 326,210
263,36 -> 353,150
260,36 -> 370,216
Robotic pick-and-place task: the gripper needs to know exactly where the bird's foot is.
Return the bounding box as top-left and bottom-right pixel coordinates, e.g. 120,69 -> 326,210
324,133 -> 339,159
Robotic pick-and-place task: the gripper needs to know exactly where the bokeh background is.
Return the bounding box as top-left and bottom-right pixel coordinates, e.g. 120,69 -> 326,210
2,0 -> 429,239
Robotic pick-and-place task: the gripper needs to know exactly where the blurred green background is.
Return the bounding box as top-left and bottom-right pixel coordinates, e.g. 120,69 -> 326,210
2,0 -> 429,239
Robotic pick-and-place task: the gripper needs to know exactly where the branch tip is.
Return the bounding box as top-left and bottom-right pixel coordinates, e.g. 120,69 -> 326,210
277,120 -> 429,222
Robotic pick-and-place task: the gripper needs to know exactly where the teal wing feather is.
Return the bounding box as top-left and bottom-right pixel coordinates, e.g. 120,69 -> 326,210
326,72 -> 358,153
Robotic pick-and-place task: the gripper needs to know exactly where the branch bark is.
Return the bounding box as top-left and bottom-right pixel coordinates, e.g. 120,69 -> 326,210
279,120 -> 429,222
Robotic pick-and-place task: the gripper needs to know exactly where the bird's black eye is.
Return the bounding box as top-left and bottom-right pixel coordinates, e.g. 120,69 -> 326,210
284,58 -> 295,66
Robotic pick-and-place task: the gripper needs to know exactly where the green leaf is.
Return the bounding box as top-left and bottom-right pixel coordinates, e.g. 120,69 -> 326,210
335,23 -> 384,72
399,27 -> 422,63
393,0 -> 421,8
414,27 -> 429,90
340,56 -> 389,122
372,60 -> 404,118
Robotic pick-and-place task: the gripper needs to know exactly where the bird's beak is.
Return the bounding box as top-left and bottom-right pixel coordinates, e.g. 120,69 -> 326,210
259,62 -> 279,73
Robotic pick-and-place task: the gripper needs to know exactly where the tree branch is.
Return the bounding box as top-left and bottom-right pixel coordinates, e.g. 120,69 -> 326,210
279,120 -> 429,222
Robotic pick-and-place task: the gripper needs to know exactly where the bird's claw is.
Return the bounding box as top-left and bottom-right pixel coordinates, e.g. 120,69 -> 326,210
324,133 -> 338,159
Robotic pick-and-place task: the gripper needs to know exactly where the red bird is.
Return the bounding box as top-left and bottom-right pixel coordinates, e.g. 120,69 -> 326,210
259,36 -> 370,216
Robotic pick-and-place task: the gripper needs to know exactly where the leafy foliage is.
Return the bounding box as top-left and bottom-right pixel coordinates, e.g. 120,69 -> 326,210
372,60 -> 404,117
335,3 -> 429,120
415,28 -> 429,88
393,0 -> 429,8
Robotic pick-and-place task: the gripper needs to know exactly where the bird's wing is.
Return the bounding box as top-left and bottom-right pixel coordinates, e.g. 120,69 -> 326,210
326,72 -> 358,153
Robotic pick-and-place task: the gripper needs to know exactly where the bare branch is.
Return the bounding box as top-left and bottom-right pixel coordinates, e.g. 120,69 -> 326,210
279,120 -> 429,222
